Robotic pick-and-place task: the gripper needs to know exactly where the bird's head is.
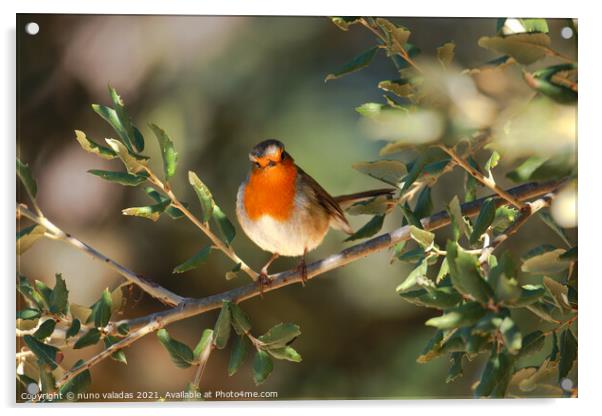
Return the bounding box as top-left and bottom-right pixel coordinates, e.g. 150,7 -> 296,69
248,139 -> 292,169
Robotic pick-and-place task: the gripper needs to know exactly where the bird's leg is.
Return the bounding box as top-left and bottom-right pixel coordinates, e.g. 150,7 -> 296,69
296,248 -> 308,286
258,253 -> 279,294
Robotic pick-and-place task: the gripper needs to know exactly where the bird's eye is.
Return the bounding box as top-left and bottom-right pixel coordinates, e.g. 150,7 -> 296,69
268,160 -> 276,167
254,162 -> 261,168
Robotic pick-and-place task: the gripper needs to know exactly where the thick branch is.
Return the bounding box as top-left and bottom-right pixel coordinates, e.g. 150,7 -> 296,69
17,204 -> 184,307
55,179 -> 564,387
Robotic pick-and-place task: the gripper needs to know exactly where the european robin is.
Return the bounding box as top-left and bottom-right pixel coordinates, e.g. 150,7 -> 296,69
236,139 -> 393,289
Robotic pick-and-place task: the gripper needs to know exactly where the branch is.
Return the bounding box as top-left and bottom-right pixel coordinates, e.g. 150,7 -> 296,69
478,192 -> 554,266
55,179 -> 564,388
437,145 -> 526,209
17,204 -> 184,307
144,169 -> 258,281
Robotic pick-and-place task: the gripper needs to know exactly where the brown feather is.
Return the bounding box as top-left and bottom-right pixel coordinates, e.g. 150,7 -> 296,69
296,166 -> 354,234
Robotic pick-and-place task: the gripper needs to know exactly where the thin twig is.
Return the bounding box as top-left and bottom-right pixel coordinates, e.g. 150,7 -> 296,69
479,194 -> 553,266
144,169 -> 257,281
55,179 -> 564,388
17,204 -> 185,307
437,145 -> 526,209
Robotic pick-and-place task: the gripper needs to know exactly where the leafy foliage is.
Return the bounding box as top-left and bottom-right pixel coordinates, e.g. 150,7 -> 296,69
327,16 -> 577,398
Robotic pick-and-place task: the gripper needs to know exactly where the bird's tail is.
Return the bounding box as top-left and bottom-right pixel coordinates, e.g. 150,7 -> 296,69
333,188 -> 396,210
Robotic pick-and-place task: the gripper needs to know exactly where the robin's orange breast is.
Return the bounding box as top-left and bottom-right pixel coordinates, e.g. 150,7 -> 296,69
243,159 -> 298,221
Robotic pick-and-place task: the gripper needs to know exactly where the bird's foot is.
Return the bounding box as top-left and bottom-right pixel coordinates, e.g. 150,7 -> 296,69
296,259 -> 308,287
257,272 -> 273,296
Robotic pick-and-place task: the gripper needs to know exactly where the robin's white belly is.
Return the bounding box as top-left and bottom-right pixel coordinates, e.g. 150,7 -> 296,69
236,185 -> 329,257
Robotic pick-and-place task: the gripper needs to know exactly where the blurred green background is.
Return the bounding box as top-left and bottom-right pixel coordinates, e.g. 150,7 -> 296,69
16,15 -> 576,400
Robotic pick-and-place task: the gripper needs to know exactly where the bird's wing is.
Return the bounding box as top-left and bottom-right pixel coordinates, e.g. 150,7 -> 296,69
296,166 -> 354,235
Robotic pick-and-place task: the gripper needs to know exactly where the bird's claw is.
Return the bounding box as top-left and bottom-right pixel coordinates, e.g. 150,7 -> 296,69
297,260 -> 308,287
257,273 -> 273,296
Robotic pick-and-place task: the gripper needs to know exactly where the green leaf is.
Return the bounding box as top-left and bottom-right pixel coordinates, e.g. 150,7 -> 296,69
230,303 -> 252,335
17,276 -> 46,310
416,330 -> 445,363
144,187 -> 186,219
253,350 -> 274,385
446,352 -> 464,383
66,319 -> 81,339
108,85 -> 144,152
345,214 -> 385,242
58,360 -> 92,400
172,245 -> 212,274
117,323 -> 130,336
17,308 -> 41,320
17,157 -> 37,199
492,206 -> 518,233
398,286 -> 462,309
34,280 -> 52,308
396,256 -> 428,293
351,160 -> 407,187
378,79 -> 413,98
525,302 -> 560,323
409,226 -> 435,250
425,301 -> 487,329
73,130 -> 117,160
519,330 -> 546,358
401,154 -> 426,192
156,328 -> 194,369
325,46 -> 379,82
193,329 -> 214,360
543,277 -> 571,311
49,273 -> 69,315
104,335 -> 128,364
478,33 -> 551,65
484,151 -> 500,181
38,363 -> 56,395
506,156 -> 545,182
396,246 -> 425,263
527,63 -> 577,104
213,302 -> 232,350
470,197 -> 496,245
73,328 -> 101,349
558,329 -> 577,381
266,345 -> 302,362
92,103 -> 133,152
330,16 -> 361,31
33,319 -> 56,340
413,187 -> 433,219
228,335 -> 249,376
499,316 -> 522,354
88,169 -> 148,186
258,323 -> 301,348
400,203 -> 422,228
437,42 -> 455,67
497,18 -> 549,35
122,199 -> 171,222
447,196 -> 467,241
16,224 -> 46,255
188,171 -> 215,223
23,335 -> 60,369
87,288 -> 112,328
505,285 -> 546,307
150,123 -> 178,180
212,205 -> 236,246
550,332 -> 559,361
105,138 -> 147,174
436,258 -> 450,283
521,246 -> 568,274
538,211 -> 571,247
446,241 -> 493,304
475,350 -> 514,397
